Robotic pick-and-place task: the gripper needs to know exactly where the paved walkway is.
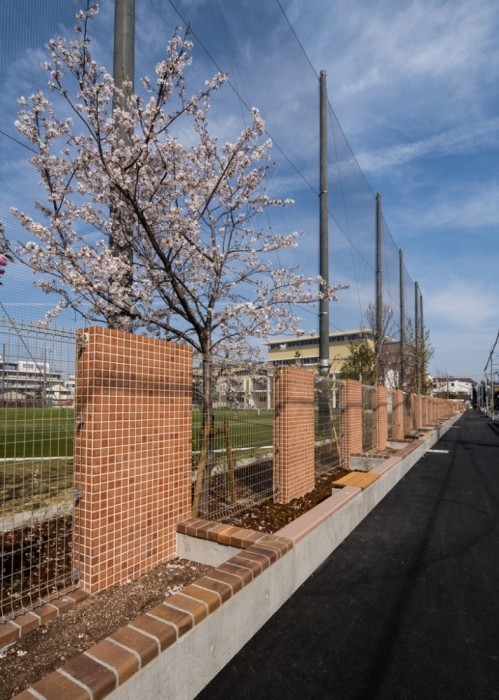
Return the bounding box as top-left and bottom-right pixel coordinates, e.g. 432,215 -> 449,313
197,411 -> 499,699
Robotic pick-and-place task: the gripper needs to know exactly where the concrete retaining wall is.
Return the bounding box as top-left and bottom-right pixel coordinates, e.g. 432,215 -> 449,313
110,414 -> 460,699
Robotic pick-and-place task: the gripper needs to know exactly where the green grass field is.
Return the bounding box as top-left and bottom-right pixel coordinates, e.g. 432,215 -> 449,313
1,407 -> 275,508
0,407 -> 75,510
0,407 -> 75,459
192,408 -> 273,466
0,405 -> 342,511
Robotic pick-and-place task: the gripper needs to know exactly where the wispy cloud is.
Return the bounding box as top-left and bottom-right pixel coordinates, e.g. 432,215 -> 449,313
291,0 -> 499,139
428,278 -> 496,329
356,119 -> 499,173
395,181 -> 499,234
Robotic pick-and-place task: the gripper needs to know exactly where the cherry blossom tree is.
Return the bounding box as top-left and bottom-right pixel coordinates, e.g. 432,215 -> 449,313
3,4 -> 341,510
0,223 -> 11,284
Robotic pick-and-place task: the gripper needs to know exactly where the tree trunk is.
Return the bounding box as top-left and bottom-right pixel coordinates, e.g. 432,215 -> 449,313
192,345 -> 214,516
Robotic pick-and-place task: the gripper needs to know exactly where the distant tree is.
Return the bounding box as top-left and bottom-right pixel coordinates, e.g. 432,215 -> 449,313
340,341 -> 377,385
3,3 -> 340,512
363,302 -> 395,385
402,320 -> 434,395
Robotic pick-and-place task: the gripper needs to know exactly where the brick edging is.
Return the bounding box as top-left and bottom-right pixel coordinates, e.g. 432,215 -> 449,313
13,530 -> 292,700
0,590 -> 89,651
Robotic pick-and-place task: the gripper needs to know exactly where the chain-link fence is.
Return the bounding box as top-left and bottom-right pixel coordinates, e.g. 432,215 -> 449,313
192,365 -> 275,520
0,320 -> 76,620
314,376 -> 343,475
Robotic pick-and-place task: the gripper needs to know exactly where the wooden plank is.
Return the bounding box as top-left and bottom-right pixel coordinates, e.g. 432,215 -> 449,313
333,471 -> 380,489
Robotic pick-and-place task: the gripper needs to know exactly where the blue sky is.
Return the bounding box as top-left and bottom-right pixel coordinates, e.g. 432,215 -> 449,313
0,0 -> 498,381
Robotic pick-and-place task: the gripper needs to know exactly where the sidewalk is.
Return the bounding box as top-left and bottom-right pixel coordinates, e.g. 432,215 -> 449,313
197,411 -> 499,699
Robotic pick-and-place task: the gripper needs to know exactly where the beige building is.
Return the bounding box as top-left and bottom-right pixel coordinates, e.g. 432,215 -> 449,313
193,364 -> 274,411
267,329 -> 374,374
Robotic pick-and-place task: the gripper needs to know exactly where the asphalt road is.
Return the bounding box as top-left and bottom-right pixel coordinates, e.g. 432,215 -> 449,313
196,410 -> 499,700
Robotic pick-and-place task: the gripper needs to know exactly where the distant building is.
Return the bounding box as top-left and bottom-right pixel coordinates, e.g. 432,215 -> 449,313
45,376 -> 76,406
0,357 -> 73,405
266,329 -> 375,374
432,377 -> 476,398
193,364 -> 273,411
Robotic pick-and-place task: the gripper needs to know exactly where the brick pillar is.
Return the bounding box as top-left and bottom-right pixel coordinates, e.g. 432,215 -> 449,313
274,366 -> 315,504
73,327 -> 192,594
409,393 -> 417,433
428,398 -> 434,424
374,386 -> 388,452
403,392 -> 410,437
392,389 -> 404,440
416,394 -> 423,429
340,379 -> 363,469
422,396 -> 428,427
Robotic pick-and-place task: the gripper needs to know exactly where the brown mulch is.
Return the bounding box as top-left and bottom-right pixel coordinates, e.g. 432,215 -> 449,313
0,467 -> 347,699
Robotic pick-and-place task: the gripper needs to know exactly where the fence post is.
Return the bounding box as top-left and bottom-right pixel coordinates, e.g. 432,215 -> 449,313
374,386 -> 388,451
274,367 -> 315,504
340,379 -> 363,468
73,327 -> 192,594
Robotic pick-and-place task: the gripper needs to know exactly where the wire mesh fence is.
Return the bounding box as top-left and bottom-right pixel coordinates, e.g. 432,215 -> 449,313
404,391 -> 412,437
362,385 -> 376,453
314,376 -> 343,475
387,389 -> 394,441
0,320 -> 77,620
192,365 -> 275,521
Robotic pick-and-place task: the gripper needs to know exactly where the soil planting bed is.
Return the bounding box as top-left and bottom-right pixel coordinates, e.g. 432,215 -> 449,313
0,467 -> 347,699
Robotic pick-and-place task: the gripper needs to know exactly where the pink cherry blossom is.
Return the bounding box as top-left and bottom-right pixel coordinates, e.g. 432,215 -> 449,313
5,3 -> 345,492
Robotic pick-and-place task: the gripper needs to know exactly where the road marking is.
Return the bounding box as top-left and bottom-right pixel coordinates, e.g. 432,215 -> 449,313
428,449 -> 449,454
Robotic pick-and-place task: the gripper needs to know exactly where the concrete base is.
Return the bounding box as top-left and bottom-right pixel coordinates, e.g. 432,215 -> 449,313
108,413 -> 461,700
176,533 -> 242,567
349,454 -> 385,471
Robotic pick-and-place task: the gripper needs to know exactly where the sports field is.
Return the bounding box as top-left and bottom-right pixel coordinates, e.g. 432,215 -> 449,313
0,407 -> 74,510
1,407 -> 275,509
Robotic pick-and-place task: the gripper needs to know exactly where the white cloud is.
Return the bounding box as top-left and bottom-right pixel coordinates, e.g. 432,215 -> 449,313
428,279 -> 496,330
396,181 -> 499,234
356,119 -> 499,173
285,0 -> 499,140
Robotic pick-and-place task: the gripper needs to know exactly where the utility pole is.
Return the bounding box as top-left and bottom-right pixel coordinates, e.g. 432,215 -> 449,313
110,0 -> 135,331
414,281 -> 420,394
484,331 -> 499,413
114,0 -> 135,106
419,289 -> 424,392
318,70 -> 330,377
399,249 -> 405,389
375,193 -> 383,384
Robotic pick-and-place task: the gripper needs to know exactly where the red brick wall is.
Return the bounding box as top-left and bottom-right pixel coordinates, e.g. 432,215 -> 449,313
417,395 -> 424,429
73,327 -> 192,594
422,397 -> 429,426
374,386 -> 388,451
274,367 -> 315,504
340,379 -> 363,467
392,389 -> 404,440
